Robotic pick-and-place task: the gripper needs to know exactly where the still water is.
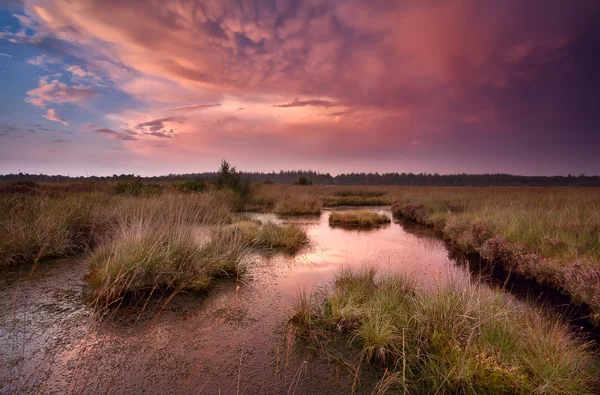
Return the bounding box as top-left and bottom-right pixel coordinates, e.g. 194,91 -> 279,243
0,208 -> 467,394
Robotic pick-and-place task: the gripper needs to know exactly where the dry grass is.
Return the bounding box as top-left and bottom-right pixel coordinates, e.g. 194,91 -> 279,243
85,194 -> 245,310
273,194 -> 322,215
293,266 -> 599,394
216,220 -> 309,253
0,190 -> 234,269
390,187 -> 600,322
329,210 -> 390,227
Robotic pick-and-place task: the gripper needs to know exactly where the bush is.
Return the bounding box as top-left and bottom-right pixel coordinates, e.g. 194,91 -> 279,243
114,180 -> 163,196
174,180 -> 207,193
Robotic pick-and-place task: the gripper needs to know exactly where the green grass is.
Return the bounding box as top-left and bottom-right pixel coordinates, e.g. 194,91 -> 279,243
329,210 -> 391,227
293,267 -> 599,394
390,187 -> 600,323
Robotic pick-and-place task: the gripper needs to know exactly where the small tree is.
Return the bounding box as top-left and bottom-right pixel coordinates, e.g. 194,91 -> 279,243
217,159 -> 253,208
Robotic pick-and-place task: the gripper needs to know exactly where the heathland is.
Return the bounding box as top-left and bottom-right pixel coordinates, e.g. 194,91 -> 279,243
1,163 -> 599,393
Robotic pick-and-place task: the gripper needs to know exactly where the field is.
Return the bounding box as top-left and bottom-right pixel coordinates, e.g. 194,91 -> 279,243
1,178 -> 599,393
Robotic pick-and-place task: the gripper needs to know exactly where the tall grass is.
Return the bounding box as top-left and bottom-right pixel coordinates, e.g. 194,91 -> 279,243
293,267 -> 599,394
85,193 -> 244,310
390,187 -> 600,322
0,193 -> 111,267
0,191 -> 234,269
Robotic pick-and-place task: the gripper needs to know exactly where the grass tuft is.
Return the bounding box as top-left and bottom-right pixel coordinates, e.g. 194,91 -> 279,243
294,267 -> 600,394
329,210 -> 390,227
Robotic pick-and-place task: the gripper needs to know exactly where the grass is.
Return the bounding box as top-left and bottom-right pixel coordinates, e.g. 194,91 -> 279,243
334,190 -> 386,198
0,191 -> 234,269
273,194 -> 322,215
323,196 -> 390,207
329,210 -> 391,227
85,196 -> 246,310
390,187 -> 600,323
293,266 -> 600,394
216,220 -> 309,253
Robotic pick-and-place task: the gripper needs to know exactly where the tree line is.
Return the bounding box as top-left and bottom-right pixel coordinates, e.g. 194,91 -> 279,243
1,170 -> 598,186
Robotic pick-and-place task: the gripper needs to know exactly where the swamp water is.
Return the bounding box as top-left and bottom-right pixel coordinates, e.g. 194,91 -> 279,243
1,208 -> 477,394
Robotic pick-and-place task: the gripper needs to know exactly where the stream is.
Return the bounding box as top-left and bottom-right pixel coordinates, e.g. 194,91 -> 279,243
1,207 -> 499,394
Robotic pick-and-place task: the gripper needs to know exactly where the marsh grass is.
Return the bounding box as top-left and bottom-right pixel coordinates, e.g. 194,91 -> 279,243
86,195 -> 245,311
0,190 -> 234,270
333,190 -> 386,198
220,220 -> 309,253
0,193 -> 112,268
323,196 -> 390,207
329,210 -> 391,227
293,267 -> 599,394
273,194 -> 322,215
390,187 -> 600,322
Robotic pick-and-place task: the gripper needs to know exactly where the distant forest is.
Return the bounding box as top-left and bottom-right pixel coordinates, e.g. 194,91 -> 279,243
1,170 -> 599,186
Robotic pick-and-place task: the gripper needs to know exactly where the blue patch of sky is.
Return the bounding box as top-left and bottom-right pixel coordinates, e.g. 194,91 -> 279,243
1,9 -> 142,135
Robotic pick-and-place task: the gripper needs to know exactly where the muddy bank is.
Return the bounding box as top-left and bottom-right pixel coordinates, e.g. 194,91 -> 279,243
1,208 -> 466,394
396,215 -> 600,337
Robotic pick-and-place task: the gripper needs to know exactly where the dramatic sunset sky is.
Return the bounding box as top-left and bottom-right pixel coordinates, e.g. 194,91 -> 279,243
0,0 -> 598,176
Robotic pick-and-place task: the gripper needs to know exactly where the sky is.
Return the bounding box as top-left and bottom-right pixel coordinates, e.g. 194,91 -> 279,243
0,0 -> 598,176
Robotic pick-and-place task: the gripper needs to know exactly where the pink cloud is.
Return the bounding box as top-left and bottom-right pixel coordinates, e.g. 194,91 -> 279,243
42,108 -> 67,125
26,77 -> 96,107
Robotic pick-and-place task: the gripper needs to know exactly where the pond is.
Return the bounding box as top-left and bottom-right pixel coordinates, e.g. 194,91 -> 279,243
0,207 -> 474,394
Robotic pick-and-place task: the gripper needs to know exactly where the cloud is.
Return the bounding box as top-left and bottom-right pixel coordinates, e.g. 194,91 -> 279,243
66,65 -> 102,84
4,0 -> 599,175
275,98 -> 338,108
14,14 -> 36,29
93,128 -> 137,141
169,103 -> 221,111
27,54 -> 59,67
26,76 -> 96,107
0,52 -> 12,58
42,108 -> 67,125
136,116 -> 183,133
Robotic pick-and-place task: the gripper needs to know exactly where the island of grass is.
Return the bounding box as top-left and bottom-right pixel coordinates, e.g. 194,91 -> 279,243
293,267 -> 599,394
329,210 -> 391,227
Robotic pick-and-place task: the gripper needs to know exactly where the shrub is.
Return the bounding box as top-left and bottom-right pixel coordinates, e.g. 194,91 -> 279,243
173,180 -> 207,193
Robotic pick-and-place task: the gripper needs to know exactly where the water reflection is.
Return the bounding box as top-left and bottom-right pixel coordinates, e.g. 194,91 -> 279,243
1,207 -> 464,394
